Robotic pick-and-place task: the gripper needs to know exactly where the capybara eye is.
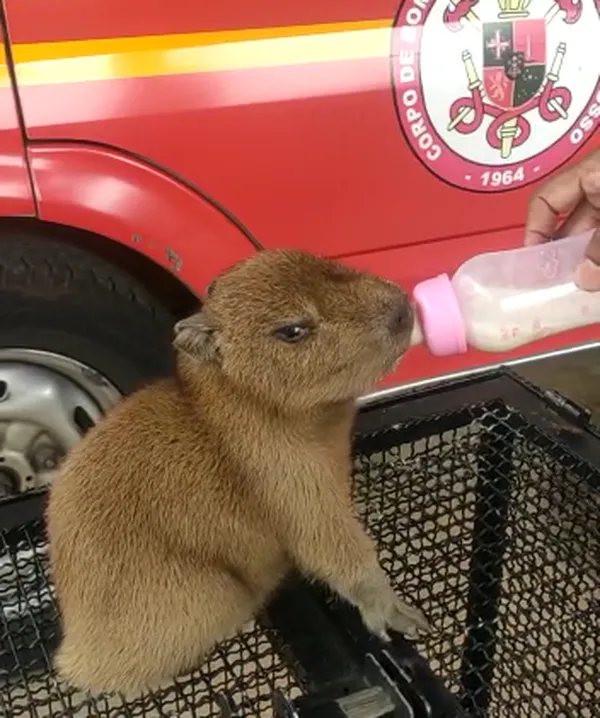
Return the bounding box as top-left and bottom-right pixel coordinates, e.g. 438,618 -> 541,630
272,323 -> 311,343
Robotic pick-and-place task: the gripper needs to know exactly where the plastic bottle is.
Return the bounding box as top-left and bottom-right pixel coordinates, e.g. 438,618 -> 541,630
410,230 -> 599,356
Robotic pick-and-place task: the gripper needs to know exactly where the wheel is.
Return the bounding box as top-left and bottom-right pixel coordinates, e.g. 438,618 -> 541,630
0,233 -> 176,497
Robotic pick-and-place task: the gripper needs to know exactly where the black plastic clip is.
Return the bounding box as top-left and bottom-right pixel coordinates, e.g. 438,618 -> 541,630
540,387 -> 592,428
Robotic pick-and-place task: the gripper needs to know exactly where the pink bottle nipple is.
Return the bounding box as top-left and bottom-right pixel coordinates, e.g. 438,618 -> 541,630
413,274 -> 468,356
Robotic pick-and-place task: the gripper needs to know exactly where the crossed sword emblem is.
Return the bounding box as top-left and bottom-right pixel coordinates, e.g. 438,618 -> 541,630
444,0 -> 582,158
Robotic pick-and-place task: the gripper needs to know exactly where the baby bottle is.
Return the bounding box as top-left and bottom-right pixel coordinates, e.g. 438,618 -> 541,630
410,230 -> 599,356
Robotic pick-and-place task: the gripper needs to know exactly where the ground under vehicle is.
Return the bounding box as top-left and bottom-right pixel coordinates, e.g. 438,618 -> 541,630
0,0 -> 598,494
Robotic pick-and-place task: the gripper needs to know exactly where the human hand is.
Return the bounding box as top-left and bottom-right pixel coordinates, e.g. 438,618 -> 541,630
524,147 -> 600,291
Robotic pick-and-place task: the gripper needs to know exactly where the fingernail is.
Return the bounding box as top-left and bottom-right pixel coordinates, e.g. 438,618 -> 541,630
575,258 -> 600,291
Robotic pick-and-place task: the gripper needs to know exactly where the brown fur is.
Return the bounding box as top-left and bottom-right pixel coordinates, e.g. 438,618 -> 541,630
46,249 -> 430,697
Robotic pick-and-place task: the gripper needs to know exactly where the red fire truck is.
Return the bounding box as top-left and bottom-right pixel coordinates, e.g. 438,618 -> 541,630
0,1 -> 597,493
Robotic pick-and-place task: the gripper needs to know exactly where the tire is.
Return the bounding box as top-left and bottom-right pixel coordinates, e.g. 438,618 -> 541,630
0,234 -> 176,395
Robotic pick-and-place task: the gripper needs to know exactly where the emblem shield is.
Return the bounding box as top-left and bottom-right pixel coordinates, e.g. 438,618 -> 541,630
482,18 -> 546,109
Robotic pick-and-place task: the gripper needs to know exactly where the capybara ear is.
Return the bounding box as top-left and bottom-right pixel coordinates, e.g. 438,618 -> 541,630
173,311 -> 219,362
205,279 -> 216,298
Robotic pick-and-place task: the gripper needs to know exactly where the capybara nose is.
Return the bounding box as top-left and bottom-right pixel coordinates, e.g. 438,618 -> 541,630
387,296 -> 414,335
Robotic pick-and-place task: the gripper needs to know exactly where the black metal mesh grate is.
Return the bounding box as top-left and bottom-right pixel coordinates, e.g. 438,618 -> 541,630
353,401 -> 599,718
1,389 -> 599,718
0,522 -> 303,717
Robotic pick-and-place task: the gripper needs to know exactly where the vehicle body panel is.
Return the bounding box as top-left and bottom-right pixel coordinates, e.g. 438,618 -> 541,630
1,0 -> 598,387
10,2 -> 597,258
0,22 -> 34,216
29,143 -> 257,290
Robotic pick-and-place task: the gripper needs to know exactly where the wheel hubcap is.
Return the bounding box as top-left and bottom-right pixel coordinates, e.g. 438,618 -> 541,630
0,350 -> 121,497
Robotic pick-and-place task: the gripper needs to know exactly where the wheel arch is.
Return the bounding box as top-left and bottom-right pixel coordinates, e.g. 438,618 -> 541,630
19,141 -> 261,313
0,216 -> 198,320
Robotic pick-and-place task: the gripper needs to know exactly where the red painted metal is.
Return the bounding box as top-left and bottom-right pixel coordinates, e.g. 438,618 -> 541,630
0,40 -> 34,216
29,143 -> 257,291
16,66 -> 547,259
3,1 -> 398,43
0,0 -> 598,388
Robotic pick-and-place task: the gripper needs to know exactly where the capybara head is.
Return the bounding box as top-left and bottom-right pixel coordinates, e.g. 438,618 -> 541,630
173,250 -> 413,408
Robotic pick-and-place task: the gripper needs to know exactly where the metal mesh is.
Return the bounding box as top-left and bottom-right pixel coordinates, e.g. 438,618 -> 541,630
0,521 -> 303,718
1,394 -> 598,717
353,401 -> 599,718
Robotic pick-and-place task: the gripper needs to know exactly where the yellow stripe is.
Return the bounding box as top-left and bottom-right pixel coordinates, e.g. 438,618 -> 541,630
0,43 -> 9,86
8,20 -> 390,87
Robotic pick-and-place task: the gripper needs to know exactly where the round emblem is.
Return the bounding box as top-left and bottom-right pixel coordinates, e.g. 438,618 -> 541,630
392,0 -> 600,192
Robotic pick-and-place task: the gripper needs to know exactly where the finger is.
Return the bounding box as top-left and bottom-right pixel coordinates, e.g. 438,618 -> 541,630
575,259 -> 600,291
586,226 -> 600,265
524,164 -> 584,245
575,228 -> 600,291
524,148 -> 600,245
580,149 -> 600,212
555,199 -> 600,239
